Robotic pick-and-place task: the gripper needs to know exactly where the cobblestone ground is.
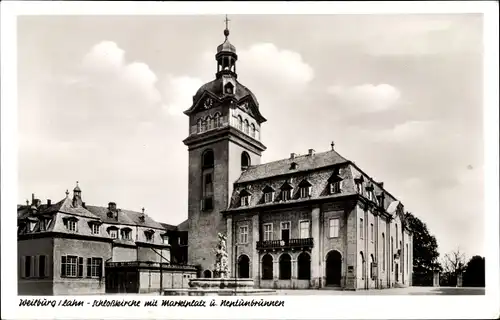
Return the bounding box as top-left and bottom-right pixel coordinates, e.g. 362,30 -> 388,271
277,286 -> 485,295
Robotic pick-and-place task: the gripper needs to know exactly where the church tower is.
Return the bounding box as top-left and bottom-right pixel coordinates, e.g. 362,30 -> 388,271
183,17 -> 267,275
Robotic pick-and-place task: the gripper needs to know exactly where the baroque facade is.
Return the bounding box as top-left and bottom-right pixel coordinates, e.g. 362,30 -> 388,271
184,23 -> 413,290
17,185 -> 195,295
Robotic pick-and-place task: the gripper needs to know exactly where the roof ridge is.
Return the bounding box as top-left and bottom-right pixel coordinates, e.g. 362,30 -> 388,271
249,149 -> 349,169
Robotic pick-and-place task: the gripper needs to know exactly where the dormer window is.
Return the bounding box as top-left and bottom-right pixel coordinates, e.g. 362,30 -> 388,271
145,230 -> 154,242
280,181 -> 294,201
120,228 -> 132,241
239,189 -> 252,207
263,186 -> 275,203
161,234 -> 169,245
328,169 -> 343,195
88,221 -> 101,235
329,181 -> 341,194
298,180 -> 312,199
63,217 -> 78,232
354,175 -> 364,195
366,183 -> 374,201
29,221 -> 37,232
290,162 -> 298,170
107,227 -> 118,239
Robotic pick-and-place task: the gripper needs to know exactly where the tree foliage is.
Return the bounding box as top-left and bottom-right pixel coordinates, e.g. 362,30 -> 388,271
463,255 -> 485,287
404,212 -> 441,286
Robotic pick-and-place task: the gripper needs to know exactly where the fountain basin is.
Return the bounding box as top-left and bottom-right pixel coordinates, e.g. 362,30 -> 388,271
189,278 -> 255,289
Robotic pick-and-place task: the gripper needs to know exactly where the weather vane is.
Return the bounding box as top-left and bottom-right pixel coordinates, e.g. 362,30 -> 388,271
223,14 -> 231,40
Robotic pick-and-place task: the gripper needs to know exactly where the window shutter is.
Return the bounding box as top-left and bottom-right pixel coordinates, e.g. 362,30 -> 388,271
33,256 -> 39,278
61,256 -> 66,277
20,256 -> 26,279
98,259 -> 103,278
78,257 -> 84,277
87,258 -> 92,277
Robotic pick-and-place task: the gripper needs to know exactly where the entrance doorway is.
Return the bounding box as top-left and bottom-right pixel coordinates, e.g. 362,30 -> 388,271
395,264 -> 399,282
325,250 -> 342,286
238,255 -> 250,278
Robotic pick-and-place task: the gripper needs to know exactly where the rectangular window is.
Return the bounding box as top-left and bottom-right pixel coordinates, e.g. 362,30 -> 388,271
299,221 -> 310,239
281,222 -> 290,242
240,196 -> 250,207
329,218 -> 339,238
38,255 -> 46,278
382,234 -> 386,270
239,226 -> 248,244
359,218 -> 364,239
162,235 -> 169,244
330,182 -> 341,194
145,232 -> 154,242
61,256 -> 77,277
263,224 -> 273,241
281,190 -> 291,201
370,223 -> 374,242
121,229 -> 131,240
299,187 -> 310,198
78,257 -> 83,277
91,224 -> 100,235
109,229 -> 118,239
264,192 -> 274,203
66,220 -> 77,232
356,183 -> 363,194
395,225 -> 398,245
25,256 -> 32,278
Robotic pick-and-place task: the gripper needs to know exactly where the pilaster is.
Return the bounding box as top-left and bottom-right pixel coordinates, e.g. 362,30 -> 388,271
252,214 -> 260,287
310,206 -> 321,288
226,216 -> 233,277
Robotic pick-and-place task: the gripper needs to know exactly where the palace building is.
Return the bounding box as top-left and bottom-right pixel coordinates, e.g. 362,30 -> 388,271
184,21 -> 413,290
18,18 -> 414,294
17,186 -> 195,295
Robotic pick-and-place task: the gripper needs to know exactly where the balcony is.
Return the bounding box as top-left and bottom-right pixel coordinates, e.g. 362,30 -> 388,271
256,238 -> 314,251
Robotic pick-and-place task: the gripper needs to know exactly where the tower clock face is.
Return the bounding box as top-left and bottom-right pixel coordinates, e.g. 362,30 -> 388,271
204,98 -> 213,109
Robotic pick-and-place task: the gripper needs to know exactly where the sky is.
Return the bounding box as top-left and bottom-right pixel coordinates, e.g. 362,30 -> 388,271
17,14 -> 484,259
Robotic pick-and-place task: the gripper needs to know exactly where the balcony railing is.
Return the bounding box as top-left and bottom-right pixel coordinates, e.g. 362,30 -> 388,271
256,238 -> 314,250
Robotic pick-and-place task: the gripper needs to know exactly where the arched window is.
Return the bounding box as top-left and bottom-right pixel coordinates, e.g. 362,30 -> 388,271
382,233 -> 386,270
202,150 -> 214,168
279,253 -> 292,280
237,116 -> 243,131
202,119 -> 207,132
197,119 -> 202,133
251,124 -> 256,138
244,120 -> 249,134
262,254 -> 273,280
241,151 -> 251,170
203,270 -> 212,278
207,116 -> 213,131
297,252 -> 311,280
224,83 -> 234,94
214,113 -> 221,128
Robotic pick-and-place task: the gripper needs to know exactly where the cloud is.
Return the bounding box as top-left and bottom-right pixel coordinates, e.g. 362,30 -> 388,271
238,43 -> 314,86
162,75 -> 204,116
327,84 -> 401,113
376,120 -> 435,143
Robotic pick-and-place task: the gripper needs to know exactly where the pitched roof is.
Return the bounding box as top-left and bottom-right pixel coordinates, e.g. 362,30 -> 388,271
236,149 -> 349,183
160,223 -> 178,231
85,205 -> 164,230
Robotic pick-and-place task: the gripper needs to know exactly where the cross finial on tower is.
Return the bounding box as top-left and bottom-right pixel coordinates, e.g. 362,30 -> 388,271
142,207 -> 145,214
223,14 -> 231,40
331,141 -> 335,151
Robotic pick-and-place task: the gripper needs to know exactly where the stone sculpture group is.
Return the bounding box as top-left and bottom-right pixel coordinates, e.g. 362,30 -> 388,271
213,232 -> 229,278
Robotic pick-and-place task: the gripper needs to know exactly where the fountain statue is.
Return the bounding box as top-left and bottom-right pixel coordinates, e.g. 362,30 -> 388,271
162,232 -> 275,296
213,233 -> 229,278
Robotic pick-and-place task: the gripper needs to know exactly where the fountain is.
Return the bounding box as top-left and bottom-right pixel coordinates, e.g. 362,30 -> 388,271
163,233 -> 275,296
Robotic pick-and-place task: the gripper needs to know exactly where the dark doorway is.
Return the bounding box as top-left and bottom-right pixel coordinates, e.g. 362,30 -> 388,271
203,270 -> 212,278
297,252 -> 311,280
326,250 -> 342,286
279,253 -> 292,280
262,254 -> 273,280
395,264 -> 399,282
238,255 -> 250,278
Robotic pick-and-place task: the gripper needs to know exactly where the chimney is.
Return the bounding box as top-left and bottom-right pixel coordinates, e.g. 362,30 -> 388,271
308,149 -> 315,156
31,193 -> 35,205
47,199 -> 52,206
82,202 -> 86,208
108,202 -> 117,211
379,182 -> 384,188
290,153 -> 296,159
34,199 -> 42,208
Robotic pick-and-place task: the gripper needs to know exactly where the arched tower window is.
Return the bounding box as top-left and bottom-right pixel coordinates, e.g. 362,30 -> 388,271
214,113 -> 221,128
224,83 -> 234,94
237,116 -> 243,131
197,119 -> 202,133
251,124 -> 256,138
241,151 -> 251,171
244,119 -> 249,134
202,118 -> 207,132
202,150 -> 214,168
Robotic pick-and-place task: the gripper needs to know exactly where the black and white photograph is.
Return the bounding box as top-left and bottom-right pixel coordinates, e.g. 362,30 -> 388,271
1,1 -> 499,319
